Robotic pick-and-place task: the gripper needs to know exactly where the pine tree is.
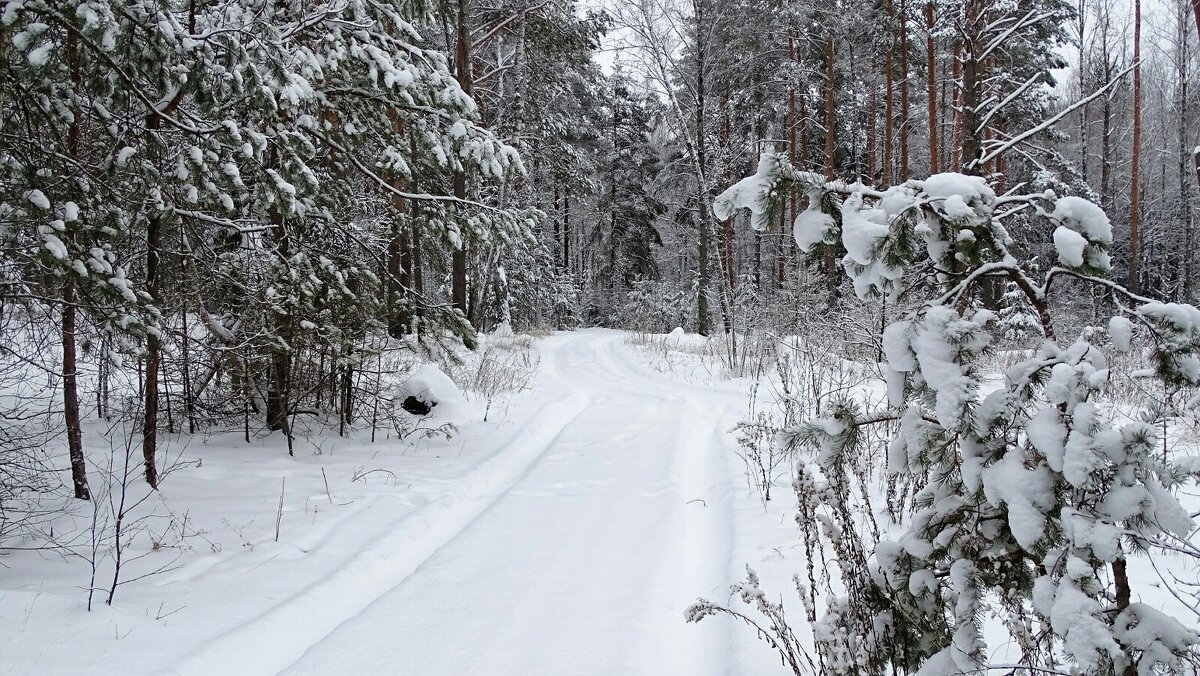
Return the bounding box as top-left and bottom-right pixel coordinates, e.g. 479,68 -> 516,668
702,150 -> 1200,673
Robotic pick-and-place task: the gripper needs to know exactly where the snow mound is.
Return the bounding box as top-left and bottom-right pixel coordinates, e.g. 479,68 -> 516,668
396,364 -> 470,421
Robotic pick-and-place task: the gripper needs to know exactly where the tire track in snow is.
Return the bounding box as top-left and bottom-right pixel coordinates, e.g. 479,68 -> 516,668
671,409 -> 736,675
591,330 -> 738,674
163,390 -> 589,676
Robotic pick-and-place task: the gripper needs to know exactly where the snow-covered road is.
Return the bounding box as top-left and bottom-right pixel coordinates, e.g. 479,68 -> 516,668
272,330 -> 738,675
133,330 -> 723,676
2,330 -> 799,675
265,332 -> 727,674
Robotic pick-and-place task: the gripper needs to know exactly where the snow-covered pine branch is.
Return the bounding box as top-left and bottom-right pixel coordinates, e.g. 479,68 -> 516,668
710,151 -> 1200,674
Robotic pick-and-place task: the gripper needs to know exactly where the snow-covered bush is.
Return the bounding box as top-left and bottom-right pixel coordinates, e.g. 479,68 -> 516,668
694,153 -> 1200,674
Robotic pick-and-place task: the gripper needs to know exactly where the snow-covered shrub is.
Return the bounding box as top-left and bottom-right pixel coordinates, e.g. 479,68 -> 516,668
695,154 -> 1200,674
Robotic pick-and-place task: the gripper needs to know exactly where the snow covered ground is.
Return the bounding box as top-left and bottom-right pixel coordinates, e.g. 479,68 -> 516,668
5,328 -> 1197,675
1,329 -> 798,675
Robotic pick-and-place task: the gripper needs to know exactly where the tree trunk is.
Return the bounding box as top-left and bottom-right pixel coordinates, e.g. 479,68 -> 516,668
720,89 -> 735,290
266,219 -> 292,439
1178,0 -> 1193,300
824,34 -> 838,300
1128,0 -> 1142,291
1100,17 -> 1113,211
867,78 -> 878,182
64,24 -> 90,500
63,278 -> 90,500
563,193 -> 571,273
899,0 -> 910,178
387,117 -> 412,337
884,13 -> 895,186
452,0 -> 473,316
951,44 -> 963,172
1077,0 -> 1089,188
694,0 -> 712,336
825,36 -> 836,181
925,0 -> 938,174
960,0 -> 985,171
784,26 -> 797,283
143,214 -> 161,489
1191,0 -> 1200,41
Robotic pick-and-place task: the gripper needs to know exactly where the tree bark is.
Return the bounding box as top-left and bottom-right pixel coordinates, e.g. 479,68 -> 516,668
265,208 -> 292,439
64,23 -> 90,500
899,0 -> 910,178
950,45 -> 962,172
452,0 -> 473,316
694,0 -> 712,336
959,0 -> 985,171
867,77 -> 878,182
1077,0 -> 1089,188
925,0 -> 938,174
720,89 -> 735,290
1128,0 -> 1142,291
142,213 -> 161,489
884,10 -> 895,186
1178,0 -> 1193,300
825,36 -> 836,181
824,34 -> 838,300
63,278 -> 90,500
784,26 -> 798,283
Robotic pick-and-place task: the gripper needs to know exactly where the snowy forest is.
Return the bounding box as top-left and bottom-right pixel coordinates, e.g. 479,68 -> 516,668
3,0 -> 1200,673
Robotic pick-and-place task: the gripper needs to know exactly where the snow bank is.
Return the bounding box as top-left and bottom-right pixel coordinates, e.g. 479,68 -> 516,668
396,364 -> 471,422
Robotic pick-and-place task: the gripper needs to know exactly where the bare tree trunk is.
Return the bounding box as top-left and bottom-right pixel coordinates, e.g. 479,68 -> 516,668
940,58 -> 950,171
951,43 -> 962,172
825,36 -> 836,181
553,180 -> 562,271
142,214 -> 161,489
899,0 -> 910,178
1129,0 -> 1142,291
1078,0 -> 1089,188
1178,0 -> 1193,300
884,7 -> 895,186
64,24 -> 90,500
925,0 -> 938,174
1100,15 -> 1114,211
867,77 -> 878,181
720,89 -> 735,290
694,0 -> 712,336
960,0 -> 984,171
563,193 -> 571,274
799,91 -> 809,170
452,0 -> 473,316
266,200 -> 291,440
783,26 -> 797,283
63,279 -> 90,499
824,34 -> 838,300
